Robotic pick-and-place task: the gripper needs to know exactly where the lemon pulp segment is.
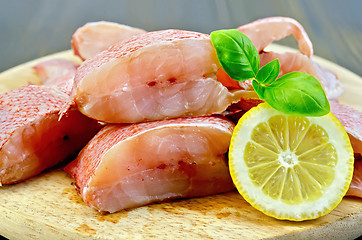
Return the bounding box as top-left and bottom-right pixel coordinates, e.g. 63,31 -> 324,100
246,115 -> 337,204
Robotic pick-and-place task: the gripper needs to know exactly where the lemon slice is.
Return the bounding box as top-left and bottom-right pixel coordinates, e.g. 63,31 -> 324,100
229,103 -> 354,221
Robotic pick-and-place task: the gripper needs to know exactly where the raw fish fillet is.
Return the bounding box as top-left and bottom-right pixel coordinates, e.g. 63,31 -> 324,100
330,101 -> 362,154
0,85 -> 102,184
65,116 -> 235,213
237,16 -> 313,57
72,21 -> 146,60
33,59 -> 79,95
218,17 -> 343,100
259,51 -> 344,99
329,101 -> 362,198
71,29 -> 243,123
218,51 -> 343,102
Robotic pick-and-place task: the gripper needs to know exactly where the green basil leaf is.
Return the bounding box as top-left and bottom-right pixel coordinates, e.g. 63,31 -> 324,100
252,80 -> 265,99
211,29 -> 259,81
263,72 -> 330,116
256,59 -> 280,85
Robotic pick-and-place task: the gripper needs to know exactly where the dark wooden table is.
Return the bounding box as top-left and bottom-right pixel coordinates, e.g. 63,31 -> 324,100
1,0 -> 361,77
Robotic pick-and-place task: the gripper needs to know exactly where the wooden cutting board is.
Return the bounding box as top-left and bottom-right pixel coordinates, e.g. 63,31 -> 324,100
0,46 -> 361,240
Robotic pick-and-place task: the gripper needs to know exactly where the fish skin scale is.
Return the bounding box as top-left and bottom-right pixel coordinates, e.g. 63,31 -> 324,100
329,101 -> 362,145
1,80 -> 102,184
65,116 -> 235,202
0,85 -> 69,148
329,101 -> 362,198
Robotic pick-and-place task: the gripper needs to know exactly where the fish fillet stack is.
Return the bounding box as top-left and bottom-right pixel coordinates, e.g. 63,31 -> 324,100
65,23 -> 242,212
1,18 -> 361,214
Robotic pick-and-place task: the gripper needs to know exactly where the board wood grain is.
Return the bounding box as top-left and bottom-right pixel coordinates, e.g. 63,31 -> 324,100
0,46 -> 361,240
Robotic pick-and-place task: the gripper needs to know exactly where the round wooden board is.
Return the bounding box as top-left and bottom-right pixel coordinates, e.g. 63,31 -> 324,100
0,46 -> 361,240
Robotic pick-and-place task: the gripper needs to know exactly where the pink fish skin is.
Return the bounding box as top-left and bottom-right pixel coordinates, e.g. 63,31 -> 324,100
237,16 -> 313,57
71,29 -> 243,123
330,101 -> 362,154
346,154 -> 362,198
65,116 -> 235,213
0,85 -> 102,184
329,101 -> 362,198
33,59 -> 79,95
72,21 -> 146,60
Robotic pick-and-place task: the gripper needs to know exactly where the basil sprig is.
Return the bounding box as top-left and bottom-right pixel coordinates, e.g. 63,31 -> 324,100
210,29 -> 330,116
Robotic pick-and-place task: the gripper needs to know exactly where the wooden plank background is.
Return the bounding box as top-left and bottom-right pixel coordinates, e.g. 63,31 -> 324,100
0,0 -> 361,77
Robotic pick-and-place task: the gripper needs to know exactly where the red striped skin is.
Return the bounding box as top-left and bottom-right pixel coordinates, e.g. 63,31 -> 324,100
0,85 -> 102,184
